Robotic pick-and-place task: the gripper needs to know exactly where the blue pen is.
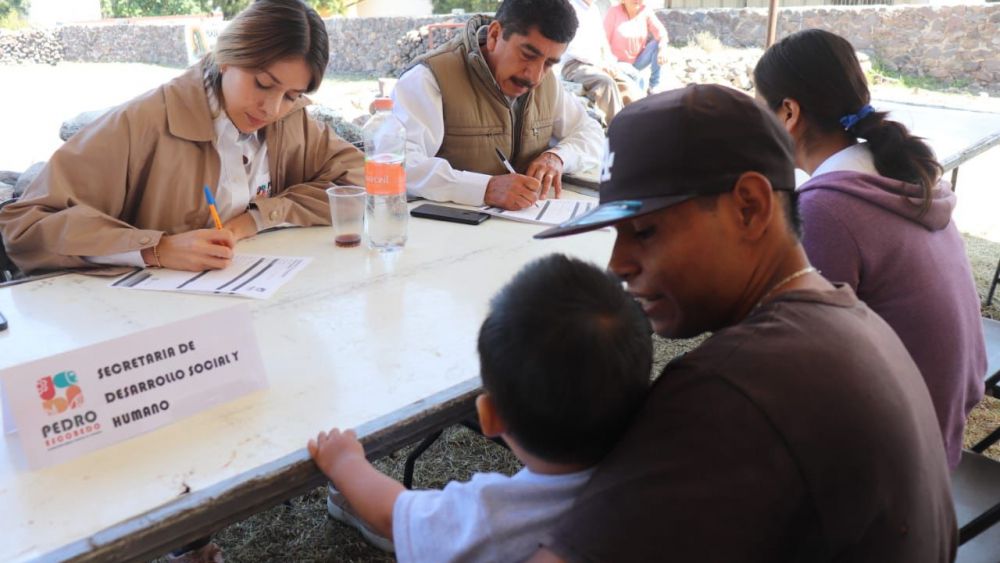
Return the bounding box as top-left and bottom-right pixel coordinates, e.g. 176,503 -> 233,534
203,185 -> 224,230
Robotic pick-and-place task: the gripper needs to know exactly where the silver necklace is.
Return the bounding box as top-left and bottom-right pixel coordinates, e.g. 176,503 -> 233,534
756,266 -> 817,308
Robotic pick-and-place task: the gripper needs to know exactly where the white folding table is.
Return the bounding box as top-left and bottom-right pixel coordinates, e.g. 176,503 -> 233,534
0,195 -> 613,562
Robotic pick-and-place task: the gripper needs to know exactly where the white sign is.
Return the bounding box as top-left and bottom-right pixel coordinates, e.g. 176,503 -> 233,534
0,305 -> 268,469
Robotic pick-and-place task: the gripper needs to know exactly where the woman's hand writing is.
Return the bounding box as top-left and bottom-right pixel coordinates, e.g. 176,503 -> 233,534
145,229 -> 236,271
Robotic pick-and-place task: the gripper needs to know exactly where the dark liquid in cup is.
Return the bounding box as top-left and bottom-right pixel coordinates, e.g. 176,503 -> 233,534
335,233 -> 362,248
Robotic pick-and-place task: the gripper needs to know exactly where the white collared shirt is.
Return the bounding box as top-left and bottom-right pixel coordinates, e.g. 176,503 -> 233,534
391,65 -> 604,206
209,92 -> 270,228
809,142 -> 878,180
564,0 -> 614,67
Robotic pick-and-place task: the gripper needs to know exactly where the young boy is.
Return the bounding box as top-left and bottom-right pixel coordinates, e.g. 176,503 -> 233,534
308,253 -> 652,561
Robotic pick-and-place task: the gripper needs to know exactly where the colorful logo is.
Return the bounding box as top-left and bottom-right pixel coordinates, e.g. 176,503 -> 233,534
37,371 -> 84,415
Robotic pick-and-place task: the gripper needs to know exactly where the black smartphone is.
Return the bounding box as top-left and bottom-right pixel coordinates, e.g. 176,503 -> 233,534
411,203 -> 491,225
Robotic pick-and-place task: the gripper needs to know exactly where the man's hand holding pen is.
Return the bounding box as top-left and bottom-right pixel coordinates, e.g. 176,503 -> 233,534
484,173 -> 541,210
486,148 -> 564,211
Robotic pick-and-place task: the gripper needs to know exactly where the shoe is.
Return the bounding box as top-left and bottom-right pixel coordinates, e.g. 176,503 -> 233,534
166,542 -> 224,563
326,483 -> 395,553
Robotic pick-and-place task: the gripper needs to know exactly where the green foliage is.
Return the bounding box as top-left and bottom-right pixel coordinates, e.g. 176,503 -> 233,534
0,10 -> 27,29
431,0 -> 498,14
100,0 -> 209,18
311,0 -> 355,14
99,0 -> 352,19
214,0 -> 248,19
0,0 -> 29,18
869,58 -> 972,93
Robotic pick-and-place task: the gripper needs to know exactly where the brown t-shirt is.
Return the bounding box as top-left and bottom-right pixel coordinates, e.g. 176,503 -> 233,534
546,286 -> 957,562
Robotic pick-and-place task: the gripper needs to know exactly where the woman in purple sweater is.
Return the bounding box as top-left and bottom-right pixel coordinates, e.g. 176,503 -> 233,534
753,29 -> 986,469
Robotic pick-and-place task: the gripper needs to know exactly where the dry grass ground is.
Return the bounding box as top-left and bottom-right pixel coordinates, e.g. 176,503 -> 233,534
0,62 -> 997,561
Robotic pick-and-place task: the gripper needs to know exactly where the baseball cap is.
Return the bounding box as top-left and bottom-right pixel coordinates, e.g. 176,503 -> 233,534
535,84 -> 796,239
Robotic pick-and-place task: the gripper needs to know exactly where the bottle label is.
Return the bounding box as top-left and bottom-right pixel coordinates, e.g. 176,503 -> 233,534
364,159 -> 405,196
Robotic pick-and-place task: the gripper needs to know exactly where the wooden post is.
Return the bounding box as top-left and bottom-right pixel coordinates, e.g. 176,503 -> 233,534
766,0 -> 779,47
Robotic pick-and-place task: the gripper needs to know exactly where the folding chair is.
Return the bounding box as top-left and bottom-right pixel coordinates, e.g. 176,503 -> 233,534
953,322 -> 1000,561
0,244 -> 13,283
0,197 -> 21,283
985,318 -> 1000,397
953,431 -> 1000,562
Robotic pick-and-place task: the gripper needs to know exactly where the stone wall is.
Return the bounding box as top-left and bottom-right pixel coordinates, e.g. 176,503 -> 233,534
1,22 -> 192,67
0,6 -> 997,90
660,4 -> 1000,86
322,5 -> 1000,89
58,23 -> 189,67
325,15 -> 471,77
0,29 -> 62,65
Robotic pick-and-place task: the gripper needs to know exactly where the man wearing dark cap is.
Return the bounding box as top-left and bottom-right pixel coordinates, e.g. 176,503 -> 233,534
528,84 -> 956,562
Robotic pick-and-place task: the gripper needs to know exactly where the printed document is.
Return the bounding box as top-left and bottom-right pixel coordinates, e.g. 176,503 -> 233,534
481,198 -> 597,226
109,255 -> 310,299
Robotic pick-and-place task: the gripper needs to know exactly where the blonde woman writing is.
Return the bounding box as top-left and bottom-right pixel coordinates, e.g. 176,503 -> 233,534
0,0 -> 363,274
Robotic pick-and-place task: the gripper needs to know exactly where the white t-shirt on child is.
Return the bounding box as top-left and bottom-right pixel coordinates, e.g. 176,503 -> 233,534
392,467 -> 595,562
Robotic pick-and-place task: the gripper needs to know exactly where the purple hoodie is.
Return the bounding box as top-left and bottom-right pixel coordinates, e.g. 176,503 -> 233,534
799,171 -> 986,470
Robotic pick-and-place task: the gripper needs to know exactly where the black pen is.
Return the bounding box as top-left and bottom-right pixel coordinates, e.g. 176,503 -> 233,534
494,148 -> 540,208
494,147 -> 517,175
0,309 -> 7,332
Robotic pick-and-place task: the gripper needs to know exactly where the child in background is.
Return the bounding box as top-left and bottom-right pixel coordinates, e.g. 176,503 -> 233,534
308,253 -> 651,561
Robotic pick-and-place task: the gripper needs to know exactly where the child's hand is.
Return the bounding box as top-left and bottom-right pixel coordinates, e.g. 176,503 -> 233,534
308,427 -> 365,480
307,427 -> 405,540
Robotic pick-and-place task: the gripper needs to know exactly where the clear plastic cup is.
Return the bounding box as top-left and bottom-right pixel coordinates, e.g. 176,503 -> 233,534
326,186 -> 365,248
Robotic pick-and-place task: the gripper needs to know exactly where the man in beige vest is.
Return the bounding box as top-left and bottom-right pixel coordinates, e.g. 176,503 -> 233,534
392,0 -> 604,210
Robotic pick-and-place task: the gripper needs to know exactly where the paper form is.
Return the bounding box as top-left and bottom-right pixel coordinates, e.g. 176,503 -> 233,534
480,198 -> 597,226
109,254 -> 311,299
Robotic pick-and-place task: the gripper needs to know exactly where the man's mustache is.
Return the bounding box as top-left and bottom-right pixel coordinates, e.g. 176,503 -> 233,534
511,77 -> 536,89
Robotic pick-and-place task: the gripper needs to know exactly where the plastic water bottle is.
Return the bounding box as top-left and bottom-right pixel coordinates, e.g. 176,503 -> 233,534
363,97 -> 408,251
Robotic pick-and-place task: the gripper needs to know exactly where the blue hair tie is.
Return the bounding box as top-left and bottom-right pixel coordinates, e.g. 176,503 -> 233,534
839,105 -> 874,131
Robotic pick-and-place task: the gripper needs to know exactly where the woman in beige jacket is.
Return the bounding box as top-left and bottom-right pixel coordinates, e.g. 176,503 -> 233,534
0,0 -> 364,274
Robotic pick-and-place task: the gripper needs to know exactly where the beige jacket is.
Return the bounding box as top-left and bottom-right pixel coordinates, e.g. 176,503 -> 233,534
412,15 -> 558,175
0,64 -> 364,274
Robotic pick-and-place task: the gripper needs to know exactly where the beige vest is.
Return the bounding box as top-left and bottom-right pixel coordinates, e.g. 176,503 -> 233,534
412,16 -> 558,175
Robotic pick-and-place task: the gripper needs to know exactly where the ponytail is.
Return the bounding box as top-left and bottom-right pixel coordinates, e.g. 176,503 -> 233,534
754,29 -> 943,216
851,111 -> 942,216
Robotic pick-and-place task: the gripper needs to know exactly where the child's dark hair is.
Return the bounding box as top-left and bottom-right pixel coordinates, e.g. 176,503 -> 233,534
477,254 -> 651,465
753,29 -> 941,216
495,0 -> 578,44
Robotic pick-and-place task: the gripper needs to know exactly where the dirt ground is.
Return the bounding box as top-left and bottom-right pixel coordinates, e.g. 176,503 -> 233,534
0,62 -> 998,561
